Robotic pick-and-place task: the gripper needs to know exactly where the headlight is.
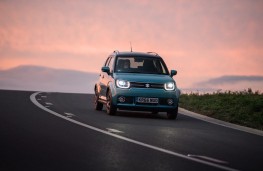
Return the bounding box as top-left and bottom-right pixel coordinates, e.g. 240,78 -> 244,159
164,82 -> 175,91
116,80 -> 130,89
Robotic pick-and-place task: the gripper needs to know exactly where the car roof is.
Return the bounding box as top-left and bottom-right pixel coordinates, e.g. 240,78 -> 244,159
112,51 -> 162,58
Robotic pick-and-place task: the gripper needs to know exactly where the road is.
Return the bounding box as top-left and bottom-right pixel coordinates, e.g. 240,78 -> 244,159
0,90 -> 262,171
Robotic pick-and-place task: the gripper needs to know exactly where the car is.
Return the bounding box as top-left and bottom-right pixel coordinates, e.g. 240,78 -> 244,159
94,50 -> 180,119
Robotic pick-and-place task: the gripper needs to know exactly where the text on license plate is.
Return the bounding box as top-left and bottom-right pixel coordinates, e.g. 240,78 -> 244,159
137,97 -> 159,103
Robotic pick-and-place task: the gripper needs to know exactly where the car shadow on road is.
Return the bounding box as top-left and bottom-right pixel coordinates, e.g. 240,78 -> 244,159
105,109 -> 170,120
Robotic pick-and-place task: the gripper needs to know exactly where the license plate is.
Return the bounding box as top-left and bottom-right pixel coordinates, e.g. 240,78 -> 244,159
137,97 -> 159,104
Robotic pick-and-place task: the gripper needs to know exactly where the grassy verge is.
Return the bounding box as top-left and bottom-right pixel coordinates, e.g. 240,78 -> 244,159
179,89 -> 263,130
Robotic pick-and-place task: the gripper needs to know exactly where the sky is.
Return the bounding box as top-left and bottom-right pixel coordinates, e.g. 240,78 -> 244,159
1,0 -> 263,93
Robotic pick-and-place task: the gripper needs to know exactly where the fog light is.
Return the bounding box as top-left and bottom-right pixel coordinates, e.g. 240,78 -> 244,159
167,99 -> 174,105
118,96 -> 125,103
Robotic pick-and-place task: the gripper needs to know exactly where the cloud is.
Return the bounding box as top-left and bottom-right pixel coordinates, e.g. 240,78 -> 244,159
200,75 -> 263,85
191,75 -> 263,92
0,65 -> 98,93
1,0 -> 263,91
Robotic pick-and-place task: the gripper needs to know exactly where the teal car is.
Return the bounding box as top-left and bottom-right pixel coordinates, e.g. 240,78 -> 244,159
94,51 -> 180,119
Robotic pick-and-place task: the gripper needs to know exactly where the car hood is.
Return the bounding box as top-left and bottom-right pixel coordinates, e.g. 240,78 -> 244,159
114,73 -> 174,84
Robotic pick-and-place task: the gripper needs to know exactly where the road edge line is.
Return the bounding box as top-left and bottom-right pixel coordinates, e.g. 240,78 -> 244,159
179,107 -> 263,136
30,92 -> 239,171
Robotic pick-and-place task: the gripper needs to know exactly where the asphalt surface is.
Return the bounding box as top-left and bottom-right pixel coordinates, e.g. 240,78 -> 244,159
0,90 -> 263,171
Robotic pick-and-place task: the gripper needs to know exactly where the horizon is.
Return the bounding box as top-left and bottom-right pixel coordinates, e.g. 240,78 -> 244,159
0,65 -> 262,94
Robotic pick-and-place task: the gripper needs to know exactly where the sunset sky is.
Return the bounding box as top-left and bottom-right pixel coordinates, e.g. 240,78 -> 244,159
1,0 -> 263,92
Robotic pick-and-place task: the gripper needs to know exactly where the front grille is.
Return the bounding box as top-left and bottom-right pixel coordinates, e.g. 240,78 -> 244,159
130,82 -> 164,89
159,98 -> 173,105
117,96 -> 134,104
117,96 -> 175,106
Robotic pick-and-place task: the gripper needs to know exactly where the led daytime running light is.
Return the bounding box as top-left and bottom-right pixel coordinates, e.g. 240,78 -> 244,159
164,82 -> 175,91
116,80 -> 130,89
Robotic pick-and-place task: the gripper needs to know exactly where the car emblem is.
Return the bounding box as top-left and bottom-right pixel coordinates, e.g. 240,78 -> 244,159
145,84 -> 150,88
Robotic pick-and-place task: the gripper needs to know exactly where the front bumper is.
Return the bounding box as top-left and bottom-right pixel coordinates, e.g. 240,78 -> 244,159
111,88 -> 179,112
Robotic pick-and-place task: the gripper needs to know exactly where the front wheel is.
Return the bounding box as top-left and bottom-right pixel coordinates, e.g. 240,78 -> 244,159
94,90 -> 103,110
106,90 -> 116,115
167,106 -> 178,120
152,111 -> 158,115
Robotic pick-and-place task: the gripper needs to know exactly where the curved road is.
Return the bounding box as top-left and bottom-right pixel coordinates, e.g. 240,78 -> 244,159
0,90 -> 262,170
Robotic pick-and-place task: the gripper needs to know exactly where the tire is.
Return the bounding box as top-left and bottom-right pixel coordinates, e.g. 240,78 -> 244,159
94,89 -> 103,111
152,111 -> 158,115
167,106 -> 178,120
106,90 -> 116,115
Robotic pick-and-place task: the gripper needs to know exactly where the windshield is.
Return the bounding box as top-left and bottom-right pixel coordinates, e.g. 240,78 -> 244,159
114,56 -> 169,75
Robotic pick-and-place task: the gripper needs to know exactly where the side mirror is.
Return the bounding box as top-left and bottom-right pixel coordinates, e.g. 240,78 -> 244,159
101,66 -> 110,75
170,70 -> 177,77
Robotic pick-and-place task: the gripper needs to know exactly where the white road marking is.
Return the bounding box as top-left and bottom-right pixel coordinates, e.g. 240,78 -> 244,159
45,102 -> 53,105
179,108 -> 263,137
107,128 -> 124,133
30,92 -> 239,171
37,99 -> 41,101
64,112 -> 75,118
188,154 -> 228,164
41,96 -> 47,98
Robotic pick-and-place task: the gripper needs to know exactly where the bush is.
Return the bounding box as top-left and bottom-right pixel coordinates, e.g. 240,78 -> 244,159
179,89 -> 263,130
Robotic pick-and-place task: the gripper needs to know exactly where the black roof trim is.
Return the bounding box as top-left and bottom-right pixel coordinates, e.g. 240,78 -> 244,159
111,51 -> 161,58
147,52 -> 159,56
113,50 -> 119,54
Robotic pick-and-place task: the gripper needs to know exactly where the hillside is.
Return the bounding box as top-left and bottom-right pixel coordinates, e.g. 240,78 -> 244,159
0,65 -> 98,93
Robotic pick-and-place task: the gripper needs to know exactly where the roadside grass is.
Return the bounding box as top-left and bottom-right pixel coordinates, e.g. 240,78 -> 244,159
179,89 -> 263,130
